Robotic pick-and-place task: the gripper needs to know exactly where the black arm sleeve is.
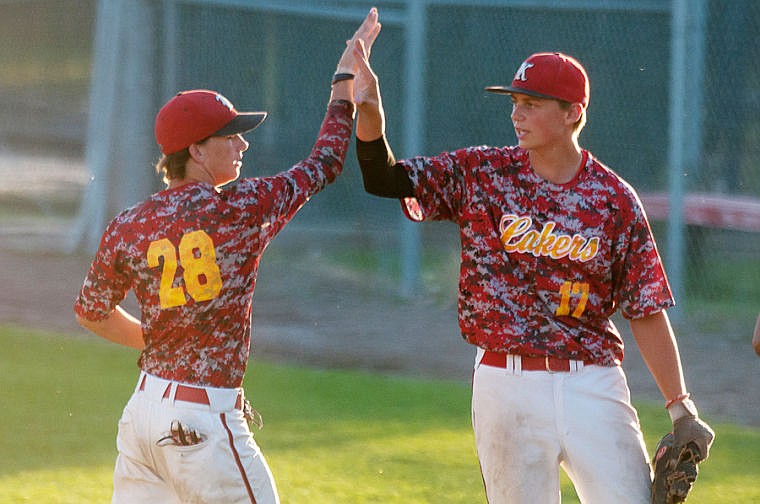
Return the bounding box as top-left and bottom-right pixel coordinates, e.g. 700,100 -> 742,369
356,136 -> 414,198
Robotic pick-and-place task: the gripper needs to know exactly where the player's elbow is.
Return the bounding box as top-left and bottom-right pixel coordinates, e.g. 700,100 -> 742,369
75,313 -> 99,333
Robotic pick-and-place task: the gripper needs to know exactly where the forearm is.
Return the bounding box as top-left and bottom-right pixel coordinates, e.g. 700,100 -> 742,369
329,78 -> 354,106
76,305 -> 144,350
629,310 -> 687,402
753,313 -> 760,356
356,100 -> 385,142
301,99 -> 355,187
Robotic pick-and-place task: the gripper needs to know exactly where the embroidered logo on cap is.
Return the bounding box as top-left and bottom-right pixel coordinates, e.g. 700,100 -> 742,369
514,62 -> 534,82
215,93 -> 234,111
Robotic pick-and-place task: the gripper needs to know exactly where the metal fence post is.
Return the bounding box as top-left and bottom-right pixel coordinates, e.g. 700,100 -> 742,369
399,0 -> 427,298
666,0 -> 706,319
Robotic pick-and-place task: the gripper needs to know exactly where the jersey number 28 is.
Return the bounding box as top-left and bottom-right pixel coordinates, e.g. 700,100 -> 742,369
147,230 -> 223,309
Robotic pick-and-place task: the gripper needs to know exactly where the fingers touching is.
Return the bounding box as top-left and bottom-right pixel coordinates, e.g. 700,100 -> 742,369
338,8 -> 381,74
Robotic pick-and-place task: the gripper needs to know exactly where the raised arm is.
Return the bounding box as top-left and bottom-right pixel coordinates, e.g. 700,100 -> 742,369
330,8 -> 381,105
353,23 -> 414,198
353,22 -> 385,142
753,312 -> 760,356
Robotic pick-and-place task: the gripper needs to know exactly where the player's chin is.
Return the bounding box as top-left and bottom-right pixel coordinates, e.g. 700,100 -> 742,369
216,169 -> 241,187
514,131 -> 530,148
229,163 -> 242,180
516,138 -> 533,150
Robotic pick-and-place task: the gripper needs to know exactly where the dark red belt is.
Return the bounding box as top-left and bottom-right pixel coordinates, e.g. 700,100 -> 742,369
481,351 -> 592,372
139,375 -> 243,409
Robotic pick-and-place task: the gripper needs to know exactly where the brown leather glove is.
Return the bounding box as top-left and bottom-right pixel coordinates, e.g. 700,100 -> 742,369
651,403 -> 715,504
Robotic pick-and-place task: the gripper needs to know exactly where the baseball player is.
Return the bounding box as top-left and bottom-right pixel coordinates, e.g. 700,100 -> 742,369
353,26 -> 713,503
73,10 -> 380,503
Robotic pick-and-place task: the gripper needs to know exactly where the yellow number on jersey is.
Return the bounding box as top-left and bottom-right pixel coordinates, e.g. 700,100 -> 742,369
179,230 -> 223,303
147,238 -> 186,309
147,231 -> 223,309
556,281 -> 589,318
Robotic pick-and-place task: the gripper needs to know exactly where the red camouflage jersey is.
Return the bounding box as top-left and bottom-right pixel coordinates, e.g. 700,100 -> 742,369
75,100 -> 354,388
400,146 -> 674,366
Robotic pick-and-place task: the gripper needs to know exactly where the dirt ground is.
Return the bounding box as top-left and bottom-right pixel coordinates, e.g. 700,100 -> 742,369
1,214 -> 759,430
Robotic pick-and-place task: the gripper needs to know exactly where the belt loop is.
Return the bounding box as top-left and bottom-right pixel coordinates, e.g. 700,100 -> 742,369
164,383 -> 177,403
475,347 -> 485,369
136,372 -> 147,393
511,354 -> 522,375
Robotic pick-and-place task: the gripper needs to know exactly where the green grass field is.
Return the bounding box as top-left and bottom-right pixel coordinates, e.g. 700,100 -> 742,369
1,324 -> 758,503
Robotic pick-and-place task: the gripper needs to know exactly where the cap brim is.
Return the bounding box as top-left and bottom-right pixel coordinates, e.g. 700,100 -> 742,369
214,112 -> 268,136
485,86 -> 561,101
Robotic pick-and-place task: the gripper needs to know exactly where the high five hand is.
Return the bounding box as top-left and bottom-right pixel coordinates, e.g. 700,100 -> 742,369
336,7 -> 381,75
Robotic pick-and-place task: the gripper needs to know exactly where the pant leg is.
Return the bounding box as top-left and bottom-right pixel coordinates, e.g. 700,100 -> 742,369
213,410 -> 279,504
472,362 -> 563,504
112,394 -> 178,504
114,376 -> 279,504
559,365 -> 651,504
154,407 -> 279,504
112,452 -> 180,504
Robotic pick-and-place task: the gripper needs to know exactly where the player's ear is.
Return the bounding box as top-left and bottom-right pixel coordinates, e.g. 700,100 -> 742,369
566,103 -> 583,125
188,142 -> 205,163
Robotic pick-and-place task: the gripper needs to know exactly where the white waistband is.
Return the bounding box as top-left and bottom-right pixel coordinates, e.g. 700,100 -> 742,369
135,371 -> 244,412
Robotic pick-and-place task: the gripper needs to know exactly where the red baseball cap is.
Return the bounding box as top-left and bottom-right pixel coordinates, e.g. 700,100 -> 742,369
485,52 -> 589,107
155,89 -> 267,155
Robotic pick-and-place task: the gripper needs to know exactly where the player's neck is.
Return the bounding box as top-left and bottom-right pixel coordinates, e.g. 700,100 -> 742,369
168,161 -> 221,190
528,141 -> 583,185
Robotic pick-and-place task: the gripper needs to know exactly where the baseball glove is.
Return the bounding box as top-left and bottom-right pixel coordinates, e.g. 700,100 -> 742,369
651,416 -> 714,504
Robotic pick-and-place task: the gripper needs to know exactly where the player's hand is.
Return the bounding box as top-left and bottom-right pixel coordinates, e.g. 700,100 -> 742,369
354,38 -> 381,110
650,415 -> 714,504
336,7 -> 381,75
353,36 -> 385,141
672,415 -> 714,461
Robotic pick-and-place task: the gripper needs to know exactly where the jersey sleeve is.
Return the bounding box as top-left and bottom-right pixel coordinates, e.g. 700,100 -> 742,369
230,99 -> 354,237
74,217 -> 132,321
612,189 -> 675,319
398,147 -> 477,223
399,146 -> 514,224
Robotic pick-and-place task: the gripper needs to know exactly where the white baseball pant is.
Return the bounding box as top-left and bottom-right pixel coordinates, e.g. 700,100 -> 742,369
472,349 -> 652,503
111,372 -> 279,504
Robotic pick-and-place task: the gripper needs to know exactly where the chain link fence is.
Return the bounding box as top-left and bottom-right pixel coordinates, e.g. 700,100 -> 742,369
1,0 -> 758,319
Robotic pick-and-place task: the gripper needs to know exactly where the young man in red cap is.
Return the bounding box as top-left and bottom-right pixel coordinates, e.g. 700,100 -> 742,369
353,39 -> 714,503
74,9 -> 380,503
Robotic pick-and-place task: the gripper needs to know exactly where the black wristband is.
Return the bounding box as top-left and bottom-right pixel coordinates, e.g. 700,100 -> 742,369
331,72 -> 355,85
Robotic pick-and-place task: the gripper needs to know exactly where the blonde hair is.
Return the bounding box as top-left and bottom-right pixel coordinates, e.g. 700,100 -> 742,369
155,148 -> 191,185
154,135 -> 212,184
